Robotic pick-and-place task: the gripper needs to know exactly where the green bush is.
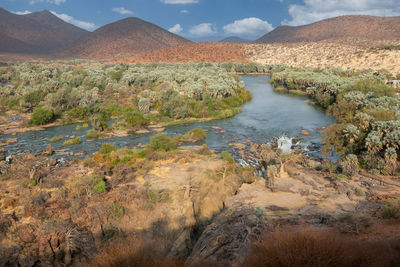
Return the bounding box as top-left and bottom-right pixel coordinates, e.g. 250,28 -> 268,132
100,143 -> 117,154
93,176 -> 107,193
31,105 -> 55,125
63,137 -> 81,146
185,128 -> 206,142
146,134 -> 177,152
340,154 -> 359,177
50,136 -> 64,142
381,198 -> 400,219
24,90 -> 46,107
124,109 -> 148,128
220,151 -> 235,163
86,129 -> 102,139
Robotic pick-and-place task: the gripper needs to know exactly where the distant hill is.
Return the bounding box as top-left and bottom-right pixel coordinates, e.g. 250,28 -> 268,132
0,8 -> 89,53
219,36 -> 251,43
64,17 -> 191,59
256,15 -> 400,44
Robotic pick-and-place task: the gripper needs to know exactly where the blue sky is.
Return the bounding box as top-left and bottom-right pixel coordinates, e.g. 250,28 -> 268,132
2,0 -> 400,41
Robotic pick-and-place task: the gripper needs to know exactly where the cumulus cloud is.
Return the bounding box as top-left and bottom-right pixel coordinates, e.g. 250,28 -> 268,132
180,10 -> 189,14
29,0 -> 66,5
13,10 -> 32,15
161,0 -> 198,4
50,11 -> 96,31
189,23 -> 217,37
223,17 -> 273,37
112,7 -> 133,15
283,0 -> 400,26
168,24 -> 183,34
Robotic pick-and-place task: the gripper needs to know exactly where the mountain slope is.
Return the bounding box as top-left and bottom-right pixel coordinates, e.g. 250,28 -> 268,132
256,15 -> 400,44
64,17 -> 191,59
0,8 -> 89,53
219,36 -> 251,43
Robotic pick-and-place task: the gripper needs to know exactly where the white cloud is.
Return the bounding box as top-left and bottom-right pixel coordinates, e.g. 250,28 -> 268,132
161,0 -> 198,4
50,11 -> 96,31
283,0 -> 400,26
29,0 -> 66,5
223,17 -> 273,36
13,10 -> 32,15
189,23 -> 217,36
168,24 -> 183,34
180,9 -> 189,14
112,7 -> 133,15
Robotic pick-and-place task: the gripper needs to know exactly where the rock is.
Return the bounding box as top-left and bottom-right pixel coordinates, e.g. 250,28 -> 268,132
135,129 -> 151,134
301,129 -> 311,136
17,224 -> 36,243
152,127 -> 165,133
43,144 -> 54,156
211,126 -> 222,130
73,151 -> 86,157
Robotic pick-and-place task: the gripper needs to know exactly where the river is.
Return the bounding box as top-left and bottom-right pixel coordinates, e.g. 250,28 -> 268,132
0,76 -> 334,159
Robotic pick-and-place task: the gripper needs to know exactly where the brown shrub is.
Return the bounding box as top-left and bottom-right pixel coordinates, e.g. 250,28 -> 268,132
243,228 -> 400,267
91,236 -> 183,267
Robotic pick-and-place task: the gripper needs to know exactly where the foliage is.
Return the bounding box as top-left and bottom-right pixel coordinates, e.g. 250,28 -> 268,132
50,135 -> 64,142
124,109 -> 148,128
93,176 -> 107,193
381,198 -> 400,219
146,134 -> 177,152
100,143 -> 118,154
31,105 -> 55,125
63,137 -> 82,146
340,154 -> 359,177
220,151 -> 235,163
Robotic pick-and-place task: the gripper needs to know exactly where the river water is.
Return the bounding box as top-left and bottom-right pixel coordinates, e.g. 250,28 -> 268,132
1,76 -> 334,159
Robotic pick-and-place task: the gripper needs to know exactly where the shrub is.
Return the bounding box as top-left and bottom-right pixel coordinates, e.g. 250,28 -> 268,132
146,134 -> 177,152
100,143 -> 117,154
50,135 -> 64,142
333,174 -> 348,180
184,128 -> 206,142
124,110 -> 148,128
24,90 -> 46,108
87,129 -> 102,139
93,176 -> 107,193
381,198 -> 400,219
31,105 -> 55,125
340,154 -> 359,177
220,151 -> 235,163
63,137 -> 81,146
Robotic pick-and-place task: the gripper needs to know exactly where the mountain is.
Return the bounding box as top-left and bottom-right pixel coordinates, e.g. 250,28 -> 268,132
64,17 -> 191,59
219,36 -> 251,43
0,8 -> 89,54
256,15 -> 400,44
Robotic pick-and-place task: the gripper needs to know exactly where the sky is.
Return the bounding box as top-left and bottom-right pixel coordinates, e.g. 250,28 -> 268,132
2,0 -> 400,41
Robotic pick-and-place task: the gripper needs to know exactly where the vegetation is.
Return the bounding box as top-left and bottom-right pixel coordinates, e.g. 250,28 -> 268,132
31,105 -> 55,125
50,135 -> 64,142
146,134 -> 177,152
0,62 -> 251,130
381,198 -> 400,219
63,137 -> 82,146
270,65 -> 399,174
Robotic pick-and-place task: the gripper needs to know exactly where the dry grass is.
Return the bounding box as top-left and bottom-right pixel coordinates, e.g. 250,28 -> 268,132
246,41 -> 400,74
91,236 -> 183,267
243,228 -> 400,267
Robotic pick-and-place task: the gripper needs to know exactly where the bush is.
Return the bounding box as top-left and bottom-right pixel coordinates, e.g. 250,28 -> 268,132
340,154 -> 359,177
86,129 -> 102,139
124,109 -> 148,128
184,128 -> 206,142
31,105 -> 55,125
381,198 -> 400,219
220,151 -> 235,163
93,176 -> 107,193
24,90 -> 46,108
63,137 -> 81,146
146,134 -> 177,152
50,136 -> 64,142
100,143 -> 118,154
